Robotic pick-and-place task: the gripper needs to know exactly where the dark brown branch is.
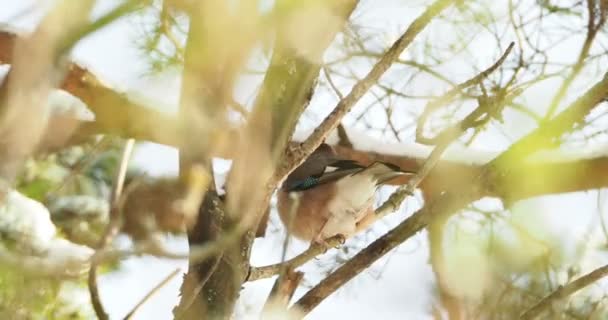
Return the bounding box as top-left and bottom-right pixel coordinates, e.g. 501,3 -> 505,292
0,31 -> 16,65
262,269 -> 304,314
336,123 -> 353,148
520,263 -> 608,320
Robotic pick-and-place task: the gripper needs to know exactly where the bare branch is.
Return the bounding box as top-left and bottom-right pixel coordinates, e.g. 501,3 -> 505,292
279,0 -> 456,181
292,68 -> 608,316
247,235 -> 344,282
292,206 -> 431,314
543,0 -> 606,119
123,268 -> 181,320
89,139 -> 136,320
520,264 -> 608,320
262,269 -> 304,314
492,71 -> 608,170
0,0 -> 95,180
416,42 -> 515,144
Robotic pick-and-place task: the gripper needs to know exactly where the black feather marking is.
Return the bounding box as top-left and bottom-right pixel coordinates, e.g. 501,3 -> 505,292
285,160 -> 367,192
327,160 -> 365,170
377,161 -> 403,172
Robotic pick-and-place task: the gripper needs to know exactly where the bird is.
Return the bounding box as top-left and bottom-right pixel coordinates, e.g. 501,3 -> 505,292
277,143 -> 414,245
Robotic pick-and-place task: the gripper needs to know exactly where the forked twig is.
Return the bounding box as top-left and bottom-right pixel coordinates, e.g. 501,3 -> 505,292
293,41 -> 517,315
89,138 -> 135,320
247,235 -> 344,281
123,268 -> 181,320
520,263 -> 608,320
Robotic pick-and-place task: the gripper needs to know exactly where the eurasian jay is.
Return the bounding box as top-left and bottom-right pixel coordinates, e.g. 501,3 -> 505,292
277,144 -> 413,244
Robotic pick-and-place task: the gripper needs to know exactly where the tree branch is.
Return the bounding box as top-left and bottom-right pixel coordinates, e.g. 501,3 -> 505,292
292,69 -> 608,315
292,204 -> 432,314
291,39 -> 511,314
416,42 -> 515,144
0,1 -> 95,180
123,268 -> 181,320
175,1 -> 360,317
543,0 -> 605,119
277,0 -> 456,182
262,269 -> 304,314
89,139 -> 136,320
247,235 -> 344,282
520,263 -> 608,320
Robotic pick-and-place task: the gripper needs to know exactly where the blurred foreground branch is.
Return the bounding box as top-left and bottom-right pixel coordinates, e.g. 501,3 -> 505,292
89,139 -> 135,320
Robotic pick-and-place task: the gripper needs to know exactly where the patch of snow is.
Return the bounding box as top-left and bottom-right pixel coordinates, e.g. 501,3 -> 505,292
296,125 -> 496,165
48,195 -> 109,219
0,190 -> 56,248
0,190 -> 94,276
297,125 -> 608,166
47,89 -> 95,121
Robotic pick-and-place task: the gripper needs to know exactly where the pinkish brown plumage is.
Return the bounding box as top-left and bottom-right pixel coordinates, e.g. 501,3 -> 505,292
277,144 -> 413,244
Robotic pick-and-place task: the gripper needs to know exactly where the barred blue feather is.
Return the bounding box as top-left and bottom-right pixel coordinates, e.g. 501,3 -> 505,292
288,176 -> 319,191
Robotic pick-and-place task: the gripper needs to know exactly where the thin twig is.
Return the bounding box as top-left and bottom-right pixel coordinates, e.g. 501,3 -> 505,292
416,42 -> 515,144
520,263 -> 608,320
57,0 -> 146,57
89,138 -> 136,320
323,66 -> 344,100
322,66 -> 353,147
292,206 -> 430,314
292,40 -> 518,316
280,0 -> 455,181
377,43 -> 516,219
292,67 -> 608,315
123,268 -> 181,320
543,0 -> 604,119
598,190 -> 608,244
262,269 -> 304,314
247,235 -> 344,281
46,136 -> 113,200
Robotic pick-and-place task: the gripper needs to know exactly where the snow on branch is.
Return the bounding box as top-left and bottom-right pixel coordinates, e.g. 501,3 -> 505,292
0,190 -> 94,277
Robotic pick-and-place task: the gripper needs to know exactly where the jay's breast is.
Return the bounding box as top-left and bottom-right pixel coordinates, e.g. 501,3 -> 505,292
277,174 -> 377,241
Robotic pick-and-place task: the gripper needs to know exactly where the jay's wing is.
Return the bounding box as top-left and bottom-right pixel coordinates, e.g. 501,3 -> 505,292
286,160 -> 365,191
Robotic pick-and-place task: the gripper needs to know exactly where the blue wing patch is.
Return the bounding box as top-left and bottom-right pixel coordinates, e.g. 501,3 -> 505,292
288,176 -> 319,191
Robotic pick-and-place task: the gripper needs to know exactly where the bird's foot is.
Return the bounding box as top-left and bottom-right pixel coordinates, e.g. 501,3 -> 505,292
333,234 -> 346,245
311,234 -> 346,253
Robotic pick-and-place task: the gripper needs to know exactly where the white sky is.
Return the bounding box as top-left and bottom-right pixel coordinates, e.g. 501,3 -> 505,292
1,0 -> 608,319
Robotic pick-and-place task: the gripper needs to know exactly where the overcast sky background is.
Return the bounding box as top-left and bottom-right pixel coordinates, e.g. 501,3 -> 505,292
2,0 -> 608,319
